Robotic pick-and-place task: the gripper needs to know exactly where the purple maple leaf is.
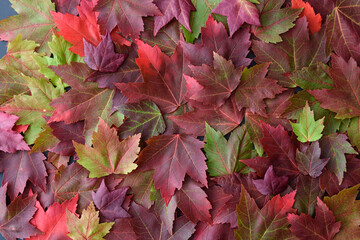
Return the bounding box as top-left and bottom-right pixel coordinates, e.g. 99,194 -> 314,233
252,165 -> 289,195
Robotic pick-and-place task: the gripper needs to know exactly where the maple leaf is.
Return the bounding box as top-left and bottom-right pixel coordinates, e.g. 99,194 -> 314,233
325,0 -> 360,63
51,163 -> 103,211
117,41 -> 187,114
48,62 -> 121,142
0,0 -> 55,53
309,55 -> 360,119
294,175 -> 324,216
0,75 -> 61,144
153,0 -> 196,35
0,111 -> 29,153
323,184 -> 360,239
169,96 -> 244,136
253,17 -> 328,87
53,0 -> 81,15
86,43 -> 142,90
204,124 -> 251,176
186,53 -> 242,107
117,100 -> 166,140
252,0 -> 301,43
92,180 -> 130,221
94,0 -> 161,39
296,141 -> 329,178
84,32 -> 126,73
181,0 -> 222,43
234,62 -> 285,116
105,218 -> 137,240
291,0 -> 322,34
29,195 -> 78,240
0,184 -> 39,240
174,178 -> 212,224
211,0 -> 261,37
235,186 -> 296,239
0,151 -> 47,200
0,34 -> 45,81
181,16 -> 252,68
47,120 -> 85,156
141,17 -> 181,56
291,102 -> 325,142
319,133 -> 357,184
67,202 -> 114,240
241,122 -> 299,178
288,197 -> 341,240
51,0 -> 102,56
74,118 -> 141,178
137,134 -> 207,204
214,173 -> 270,228
119,170 -> 154,209
129,202 -> 196,240
252,165 -> 289,196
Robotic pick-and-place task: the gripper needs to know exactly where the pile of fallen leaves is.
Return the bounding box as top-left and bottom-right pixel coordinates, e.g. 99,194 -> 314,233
0,0 -> 360,239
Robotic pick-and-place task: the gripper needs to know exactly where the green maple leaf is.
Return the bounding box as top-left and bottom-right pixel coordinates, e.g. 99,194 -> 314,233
117,100 -> 166,141
34,31 -> 84,90
0,75 -> 61,144
74,119 -> 141,178
67,202 -> 114,240
323,184 -> 360,239
0,0 -> 55,53
290,101 -> 325,142
0,34 -> 44,79
252,0 -> 301,43
204,123 -> 252,176
181,0 -> 222,43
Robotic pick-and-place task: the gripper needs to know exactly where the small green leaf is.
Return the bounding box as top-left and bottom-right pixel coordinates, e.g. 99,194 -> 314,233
291,101 -> 325,142
67,202 -> 114,240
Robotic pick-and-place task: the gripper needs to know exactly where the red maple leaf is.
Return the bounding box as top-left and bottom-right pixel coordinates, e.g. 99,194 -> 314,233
0,184 -> 39,240
137,134 -> 207,204
94,0 -> 161,38
212,0 -> 261,36
291,0 -> 322,34
117,41 -> 188,114
51,0 -> 102,56
0,151 -> 47,200
29,195 -> 78,240
241,122 -> 299,178
181,16 -> 252,68
288,197 -> 341,240
153,0 -> 195,35
185,53 -> 242,107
